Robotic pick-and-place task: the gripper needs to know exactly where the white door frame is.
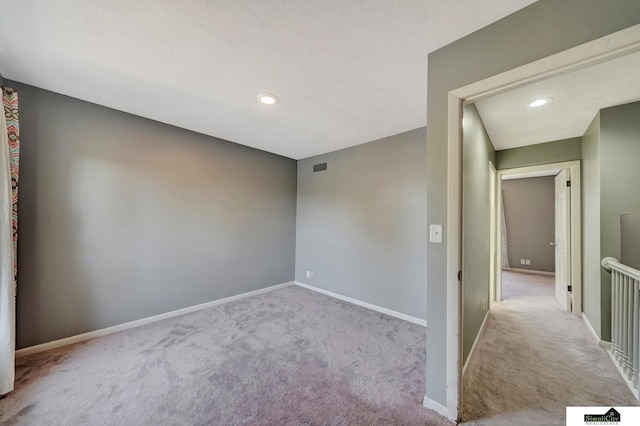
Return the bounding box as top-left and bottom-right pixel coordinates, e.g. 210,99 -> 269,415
444,23 -> 640,421
489,162 -> 497,303
493,161 -> 582,314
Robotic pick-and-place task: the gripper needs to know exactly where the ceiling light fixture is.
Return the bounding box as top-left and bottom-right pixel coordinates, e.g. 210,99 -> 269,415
258,93 -> 279,105
529,97 -> 553,108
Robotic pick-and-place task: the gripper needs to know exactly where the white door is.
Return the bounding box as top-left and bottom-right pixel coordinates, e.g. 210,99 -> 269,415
554,169 -> 571,310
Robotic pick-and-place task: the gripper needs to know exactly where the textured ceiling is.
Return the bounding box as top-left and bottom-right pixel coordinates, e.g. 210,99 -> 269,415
0,0 -> 535,159
476,50 -> 640,151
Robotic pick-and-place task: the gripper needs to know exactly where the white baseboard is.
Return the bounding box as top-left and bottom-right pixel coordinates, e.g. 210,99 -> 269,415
17,280 -> 427,358
294,281 -> 427,327
581,313 -> 612,349
422,394 -> 449,419
505,267 -> 555,276
582,313 -> 600,345
606,348 -> 639,400
15,281 -> 295,358
600,340 -> 612,350
462,309 -> 490,377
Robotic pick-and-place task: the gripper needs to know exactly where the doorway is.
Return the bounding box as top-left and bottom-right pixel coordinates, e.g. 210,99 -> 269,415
447,24 -> 640,422
492,161 -> 581,313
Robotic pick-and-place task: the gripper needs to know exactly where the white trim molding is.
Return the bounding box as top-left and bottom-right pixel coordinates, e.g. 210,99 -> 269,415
294,281 -> 427,327
15,281 -> 295,358
581,310 -> 612,350
582,313 -> 600,345
462,309 -> 490,377
422,395 -> 449,419
600,340 -> 613,350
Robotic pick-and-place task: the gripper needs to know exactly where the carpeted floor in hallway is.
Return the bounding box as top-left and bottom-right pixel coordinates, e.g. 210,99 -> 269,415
0,285 -> 448,425
462,271 -> 638,425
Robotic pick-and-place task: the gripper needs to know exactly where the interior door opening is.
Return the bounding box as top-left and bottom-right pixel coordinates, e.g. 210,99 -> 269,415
449,24 -> 640,423
491,161 -> 581,313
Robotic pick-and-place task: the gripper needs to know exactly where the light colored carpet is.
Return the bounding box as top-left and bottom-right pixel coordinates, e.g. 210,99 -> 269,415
0,285 -> 448,425
462,271 -> 638,425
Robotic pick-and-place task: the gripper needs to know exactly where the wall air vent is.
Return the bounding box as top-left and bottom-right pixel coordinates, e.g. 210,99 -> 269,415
313,162 -> 327,173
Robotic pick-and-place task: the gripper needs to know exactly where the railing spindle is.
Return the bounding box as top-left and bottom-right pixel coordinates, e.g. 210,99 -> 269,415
602,257 -> 640,400
633,278 -> 639,387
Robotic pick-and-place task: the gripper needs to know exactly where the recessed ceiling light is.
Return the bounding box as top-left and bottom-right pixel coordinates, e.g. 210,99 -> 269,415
529,97 -> 553,108
258,93 -> 279,105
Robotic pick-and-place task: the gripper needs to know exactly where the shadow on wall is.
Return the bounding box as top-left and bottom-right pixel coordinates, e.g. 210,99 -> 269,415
295,128 -> 427,320
15,81 -> 297,348
621,214 -> 640,270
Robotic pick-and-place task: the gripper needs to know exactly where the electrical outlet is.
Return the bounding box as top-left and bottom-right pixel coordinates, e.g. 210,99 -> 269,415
520,259 -> 525,265
306,270 -> 314,278
525,259 -> 531,265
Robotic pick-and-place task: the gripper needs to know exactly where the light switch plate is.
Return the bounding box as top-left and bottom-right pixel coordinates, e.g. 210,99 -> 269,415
429,224 -> 442,243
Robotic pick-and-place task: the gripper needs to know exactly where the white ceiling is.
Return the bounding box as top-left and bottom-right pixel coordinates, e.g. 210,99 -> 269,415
476,50 -> 640,151
0,0 -> 536,159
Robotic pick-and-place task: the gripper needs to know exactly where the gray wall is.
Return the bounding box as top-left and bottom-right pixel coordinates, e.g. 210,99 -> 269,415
11,80 -> 297,348
599,101 -> 640,341
426,0 -> 640,406
621,215 -> 640,270
462,104 -> 494,363
496,137 -> 582,170
295,128 -> 427,320
502,177 -> 555,273
582,112 -> 601,338
582,102 -> 640,342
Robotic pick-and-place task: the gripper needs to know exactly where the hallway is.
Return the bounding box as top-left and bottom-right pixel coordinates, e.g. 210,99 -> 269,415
462,271 -> 638,425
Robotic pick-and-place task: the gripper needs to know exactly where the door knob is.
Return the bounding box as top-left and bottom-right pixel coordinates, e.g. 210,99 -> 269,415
550,242 -> 557,246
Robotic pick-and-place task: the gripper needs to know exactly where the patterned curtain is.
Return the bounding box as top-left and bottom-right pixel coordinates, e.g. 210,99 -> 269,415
0,86 -> 19,396
4,88 -> 19,290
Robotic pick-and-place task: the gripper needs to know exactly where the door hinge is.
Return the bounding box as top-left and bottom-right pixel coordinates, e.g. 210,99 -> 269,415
568,285 -> 572,292
566,180 -> 571,187
458,270 -> 462,281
